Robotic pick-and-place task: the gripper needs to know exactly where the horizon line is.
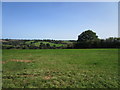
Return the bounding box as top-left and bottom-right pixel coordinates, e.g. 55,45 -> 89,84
1,36 -> 120,40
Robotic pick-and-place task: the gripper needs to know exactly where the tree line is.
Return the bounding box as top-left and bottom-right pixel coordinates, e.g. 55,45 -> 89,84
2,30 -> 120,49
73,30 -> 120,48
2,39 -> 73,49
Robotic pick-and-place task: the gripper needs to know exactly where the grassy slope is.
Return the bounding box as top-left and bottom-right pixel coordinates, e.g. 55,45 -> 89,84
2,49 -> 119,88
25,41 -> 65,47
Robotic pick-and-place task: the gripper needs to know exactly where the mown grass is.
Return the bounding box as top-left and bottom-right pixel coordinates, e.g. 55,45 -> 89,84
2,49 -> 119,88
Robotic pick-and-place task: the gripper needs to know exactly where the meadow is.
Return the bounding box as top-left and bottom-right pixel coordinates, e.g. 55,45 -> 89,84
2,49 -> 119,88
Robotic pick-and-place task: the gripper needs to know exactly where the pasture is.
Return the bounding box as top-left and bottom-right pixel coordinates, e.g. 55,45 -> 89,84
2,49 -> 119,88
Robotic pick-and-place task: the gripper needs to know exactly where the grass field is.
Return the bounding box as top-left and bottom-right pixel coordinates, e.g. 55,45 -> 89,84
2,49 -> 119,88
25,41 -> 66,47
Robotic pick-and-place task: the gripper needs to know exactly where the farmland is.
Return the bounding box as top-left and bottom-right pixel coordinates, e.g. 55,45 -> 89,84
2,49 -> 119,88
2,39 -> 74,49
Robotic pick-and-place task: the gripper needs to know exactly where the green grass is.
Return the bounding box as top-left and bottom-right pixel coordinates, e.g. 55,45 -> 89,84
2,49 -> 119,88
25,41 -> 65,47
34,42 -> 65,47
62,41 -> 73,44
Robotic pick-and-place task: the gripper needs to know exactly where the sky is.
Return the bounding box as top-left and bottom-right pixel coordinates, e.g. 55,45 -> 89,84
2,2 -> 118,40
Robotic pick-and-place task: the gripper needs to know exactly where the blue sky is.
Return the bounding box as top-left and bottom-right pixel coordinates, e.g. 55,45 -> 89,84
2,2 -> 118,40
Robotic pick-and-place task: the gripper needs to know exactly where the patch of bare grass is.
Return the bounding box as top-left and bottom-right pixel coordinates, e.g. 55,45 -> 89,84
11,59 -> 32,63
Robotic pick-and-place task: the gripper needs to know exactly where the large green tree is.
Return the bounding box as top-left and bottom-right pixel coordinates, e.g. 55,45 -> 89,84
77,30 -> 98,42
75,30 -> 99,48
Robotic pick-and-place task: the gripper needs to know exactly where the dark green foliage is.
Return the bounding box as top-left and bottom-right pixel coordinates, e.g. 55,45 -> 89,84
2,39 -> 74,49
77,30 -> 98,42
74,30 -> 120,48
2,30 -> 120,49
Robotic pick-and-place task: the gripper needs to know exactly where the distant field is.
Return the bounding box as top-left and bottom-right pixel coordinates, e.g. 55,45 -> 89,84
2,49 -> 119,88
25,41 -> 65,47
2,40 -> 74,49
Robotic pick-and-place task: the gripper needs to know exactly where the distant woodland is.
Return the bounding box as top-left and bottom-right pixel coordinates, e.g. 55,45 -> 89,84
2,30 -> 120,49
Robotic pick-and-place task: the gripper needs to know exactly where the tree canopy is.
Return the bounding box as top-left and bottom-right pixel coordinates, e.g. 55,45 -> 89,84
77,30 -> 98,42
